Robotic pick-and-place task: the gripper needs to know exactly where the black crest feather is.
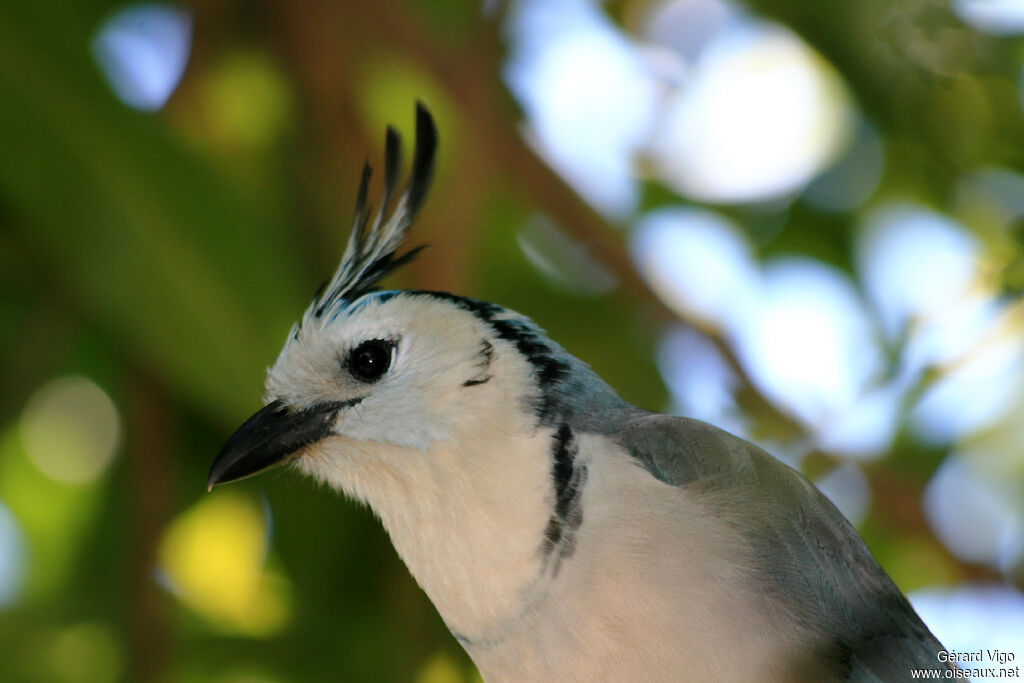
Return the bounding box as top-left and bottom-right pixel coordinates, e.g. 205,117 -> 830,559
311,102 -> 438,320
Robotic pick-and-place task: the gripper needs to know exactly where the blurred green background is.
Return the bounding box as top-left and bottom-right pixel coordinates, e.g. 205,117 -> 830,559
1,0 -> 1023,681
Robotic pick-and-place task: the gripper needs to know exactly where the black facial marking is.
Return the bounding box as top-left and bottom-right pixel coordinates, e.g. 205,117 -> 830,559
409,291 -> 572,418
461,339 -> 494,389
411,290 -> 504,319
551,424 -> 581,519
540,423 -> 586,576
478,338 -> 494,365
489,318 -> 570,386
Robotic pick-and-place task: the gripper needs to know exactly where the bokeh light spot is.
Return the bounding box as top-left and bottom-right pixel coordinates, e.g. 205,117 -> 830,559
911,325 -> 1024,444
955,0 -> 1024,35
0,427 -> 104,598
650,22 -> 852,203
45,621 -> 125,683
642,0 -> 740,63
92,3 -> 193,111
416,652 -> 467,683
911,584 -> 1024,659
856,205 -> 1023,445
197,51 -> 294,151
657,326 -> 743,435
812,385 -> 901,459
731,258 -> 881,429
505,0 -> 657,217
632,208 -> 759,330
857,204 -> 982,344
19,376 -> 121,485
0,498 -> 26,607
636,209 -> 898,454
924,454 -> 1024,570
158,493 -> 292,636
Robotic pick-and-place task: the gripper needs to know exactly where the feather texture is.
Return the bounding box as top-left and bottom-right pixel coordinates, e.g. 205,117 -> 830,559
310,102 -> 438,323
616,414 -> 956,680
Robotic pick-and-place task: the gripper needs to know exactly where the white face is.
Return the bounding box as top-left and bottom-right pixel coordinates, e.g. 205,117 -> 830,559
265,292 -> 505,453
261,291 -> 574,642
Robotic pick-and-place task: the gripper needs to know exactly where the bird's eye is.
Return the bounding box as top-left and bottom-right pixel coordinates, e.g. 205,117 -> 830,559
348,339 -> 394,382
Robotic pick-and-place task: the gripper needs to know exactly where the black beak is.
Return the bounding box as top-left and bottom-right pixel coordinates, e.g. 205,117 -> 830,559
207,399 -> 349,491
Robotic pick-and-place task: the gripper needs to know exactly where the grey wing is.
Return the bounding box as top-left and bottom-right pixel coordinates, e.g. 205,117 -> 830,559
616,413 -> 954,681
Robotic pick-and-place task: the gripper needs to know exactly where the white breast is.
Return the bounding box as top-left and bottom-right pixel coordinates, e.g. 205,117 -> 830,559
465,433 -> 823,683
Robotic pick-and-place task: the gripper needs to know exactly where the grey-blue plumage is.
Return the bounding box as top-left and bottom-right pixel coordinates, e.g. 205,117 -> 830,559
618,414 -> 951,680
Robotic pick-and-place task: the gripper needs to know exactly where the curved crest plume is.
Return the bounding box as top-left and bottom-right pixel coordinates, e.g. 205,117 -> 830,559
309,102 -> 438,323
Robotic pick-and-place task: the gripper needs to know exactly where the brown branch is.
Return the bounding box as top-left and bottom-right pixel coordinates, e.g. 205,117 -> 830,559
125,369 -> 175,682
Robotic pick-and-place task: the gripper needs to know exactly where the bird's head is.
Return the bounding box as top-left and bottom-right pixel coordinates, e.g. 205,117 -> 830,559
207,104 -> 611,502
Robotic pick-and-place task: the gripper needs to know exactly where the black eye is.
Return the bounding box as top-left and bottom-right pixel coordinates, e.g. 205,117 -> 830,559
348,339 -> 394,382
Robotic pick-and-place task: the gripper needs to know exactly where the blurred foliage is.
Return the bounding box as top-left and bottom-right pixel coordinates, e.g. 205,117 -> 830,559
0,0 -> 1022,681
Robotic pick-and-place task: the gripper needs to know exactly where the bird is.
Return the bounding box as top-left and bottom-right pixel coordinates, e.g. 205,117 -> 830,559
208,103 -> 955,682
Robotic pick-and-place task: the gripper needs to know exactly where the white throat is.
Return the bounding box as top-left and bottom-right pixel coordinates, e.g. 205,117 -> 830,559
296,398 -> 558,641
